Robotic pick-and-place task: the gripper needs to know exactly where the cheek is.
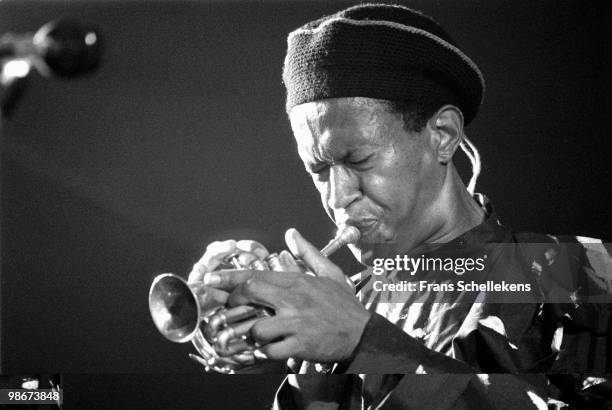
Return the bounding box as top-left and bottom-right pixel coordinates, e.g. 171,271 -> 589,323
391,140 -> 440,193
367,151 -> 422,202
313,180 -> 333,214
313,179 -> 327,199
360,171 -> 414,221
362,147 -> 435,221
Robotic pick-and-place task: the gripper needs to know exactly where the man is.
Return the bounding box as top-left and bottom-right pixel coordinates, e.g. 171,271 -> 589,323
188,4 -> 611,408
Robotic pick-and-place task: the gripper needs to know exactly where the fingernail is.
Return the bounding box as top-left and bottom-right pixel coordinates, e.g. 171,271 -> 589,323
285,228 -> 300,254
188,265 -> 205,283
279,250 -> 296,265
203,273 -> 221,287
187,276 -> 200,284
253,349 -> 269,360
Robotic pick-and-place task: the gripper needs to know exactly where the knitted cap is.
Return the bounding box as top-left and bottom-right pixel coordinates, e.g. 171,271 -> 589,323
283,3 -> 485,124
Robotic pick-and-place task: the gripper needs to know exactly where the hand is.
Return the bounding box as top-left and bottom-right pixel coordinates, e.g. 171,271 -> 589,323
188,237 -> 277,309
187,238 -> 272,366
202,228 -> 371,363
188,239 -> 270,283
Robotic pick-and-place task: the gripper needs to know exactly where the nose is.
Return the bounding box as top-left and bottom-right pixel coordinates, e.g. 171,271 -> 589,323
327,164 -> 360,211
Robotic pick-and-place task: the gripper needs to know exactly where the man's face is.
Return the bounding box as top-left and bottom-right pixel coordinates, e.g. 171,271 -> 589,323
290,97 -> 446,263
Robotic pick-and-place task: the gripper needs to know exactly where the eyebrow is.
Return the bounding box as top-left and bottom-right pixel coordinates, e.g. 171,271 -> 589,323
304,160 -> 327,173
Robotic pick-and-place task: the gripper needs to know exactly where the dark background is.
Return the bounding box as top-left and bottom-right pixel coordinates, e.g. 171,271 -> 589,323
0,0 -> 610,407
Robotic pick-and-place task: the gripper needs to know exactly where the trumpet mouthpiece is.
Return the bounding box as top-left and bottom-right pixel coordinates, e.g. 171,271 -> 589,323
337,224 -> 361,244
320,225 -> 361,257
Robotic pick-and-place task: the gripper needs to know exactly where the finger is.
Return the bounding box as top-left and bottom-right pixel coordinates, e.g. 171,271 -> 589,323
279,250 -> 302,273
257,335 -> 303,361
236,240 -> 270,261
232,251 -> 261,270
231,351 -> 256,366
249,316 -> 295,346
203,269 -> 255,291
190,283 -> 229,315
205,305 -> 270,339
214,317 -> 260,356
285,228 -> 345,283
228,278 -> 289,309
204,269 -> 298,291
188,240 -> 237,283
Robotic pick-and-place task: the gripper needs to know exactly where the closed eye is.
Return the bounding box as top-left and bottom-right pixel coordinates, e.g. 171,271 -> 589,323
351,157 -> 369,165
349,154 -> 373,166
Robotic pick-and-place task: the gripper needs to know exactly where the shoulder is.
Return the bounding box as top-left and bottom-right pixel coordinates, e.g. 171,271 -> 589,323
512,232 -> 612,296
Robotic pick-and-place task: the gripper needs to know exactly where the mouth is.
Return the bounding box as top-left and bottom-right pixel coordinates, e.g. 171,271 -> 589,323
345,219 -> 378,239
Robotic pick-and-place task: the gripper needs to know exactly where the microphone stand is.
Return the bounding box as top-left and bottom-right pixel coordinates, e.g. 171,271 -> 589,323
0,20 -> 102,374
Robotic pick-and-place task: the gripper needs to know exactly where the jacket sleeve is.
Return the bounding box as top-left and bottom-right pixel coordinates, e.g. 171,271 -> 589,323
343,313 -> 551,409
344,313 -> 474,374
274,309 -> 611,409
273,314 -> 551,409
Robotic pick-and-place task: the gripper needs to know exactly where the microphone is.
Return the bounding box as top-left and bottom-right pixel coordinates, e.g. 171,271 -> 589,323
0,20 -> 102,78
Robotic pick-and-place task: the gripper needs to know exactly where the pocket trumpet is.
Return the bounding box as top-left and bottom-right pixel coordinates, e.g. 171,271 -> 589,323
148,225 -> 360,373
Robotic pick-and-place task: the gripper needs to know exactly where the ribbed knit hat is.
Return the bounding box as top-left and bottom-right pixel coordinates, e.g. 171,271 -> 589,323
283,3 -> 485,125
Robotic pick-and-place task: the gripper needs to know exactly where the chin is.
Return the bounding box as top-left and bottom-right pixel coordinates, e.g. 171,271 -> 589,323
347,229 -> 392,265
348,244 -> 370,266
349,243 -> 395,266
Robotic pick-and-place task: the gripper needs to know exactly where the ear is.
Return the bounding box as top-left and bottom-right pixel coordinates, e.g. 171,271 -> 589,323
428,105 -> 464,164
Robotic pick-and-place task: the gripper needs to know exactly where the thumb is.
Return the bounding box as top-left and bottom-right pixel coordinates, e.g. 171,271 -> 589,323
284,228 -> 345,284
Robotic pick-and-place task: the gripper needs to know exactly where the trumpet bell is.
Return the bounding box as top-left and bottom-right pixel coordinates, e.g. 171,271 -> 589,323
149,273 -> 200,343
